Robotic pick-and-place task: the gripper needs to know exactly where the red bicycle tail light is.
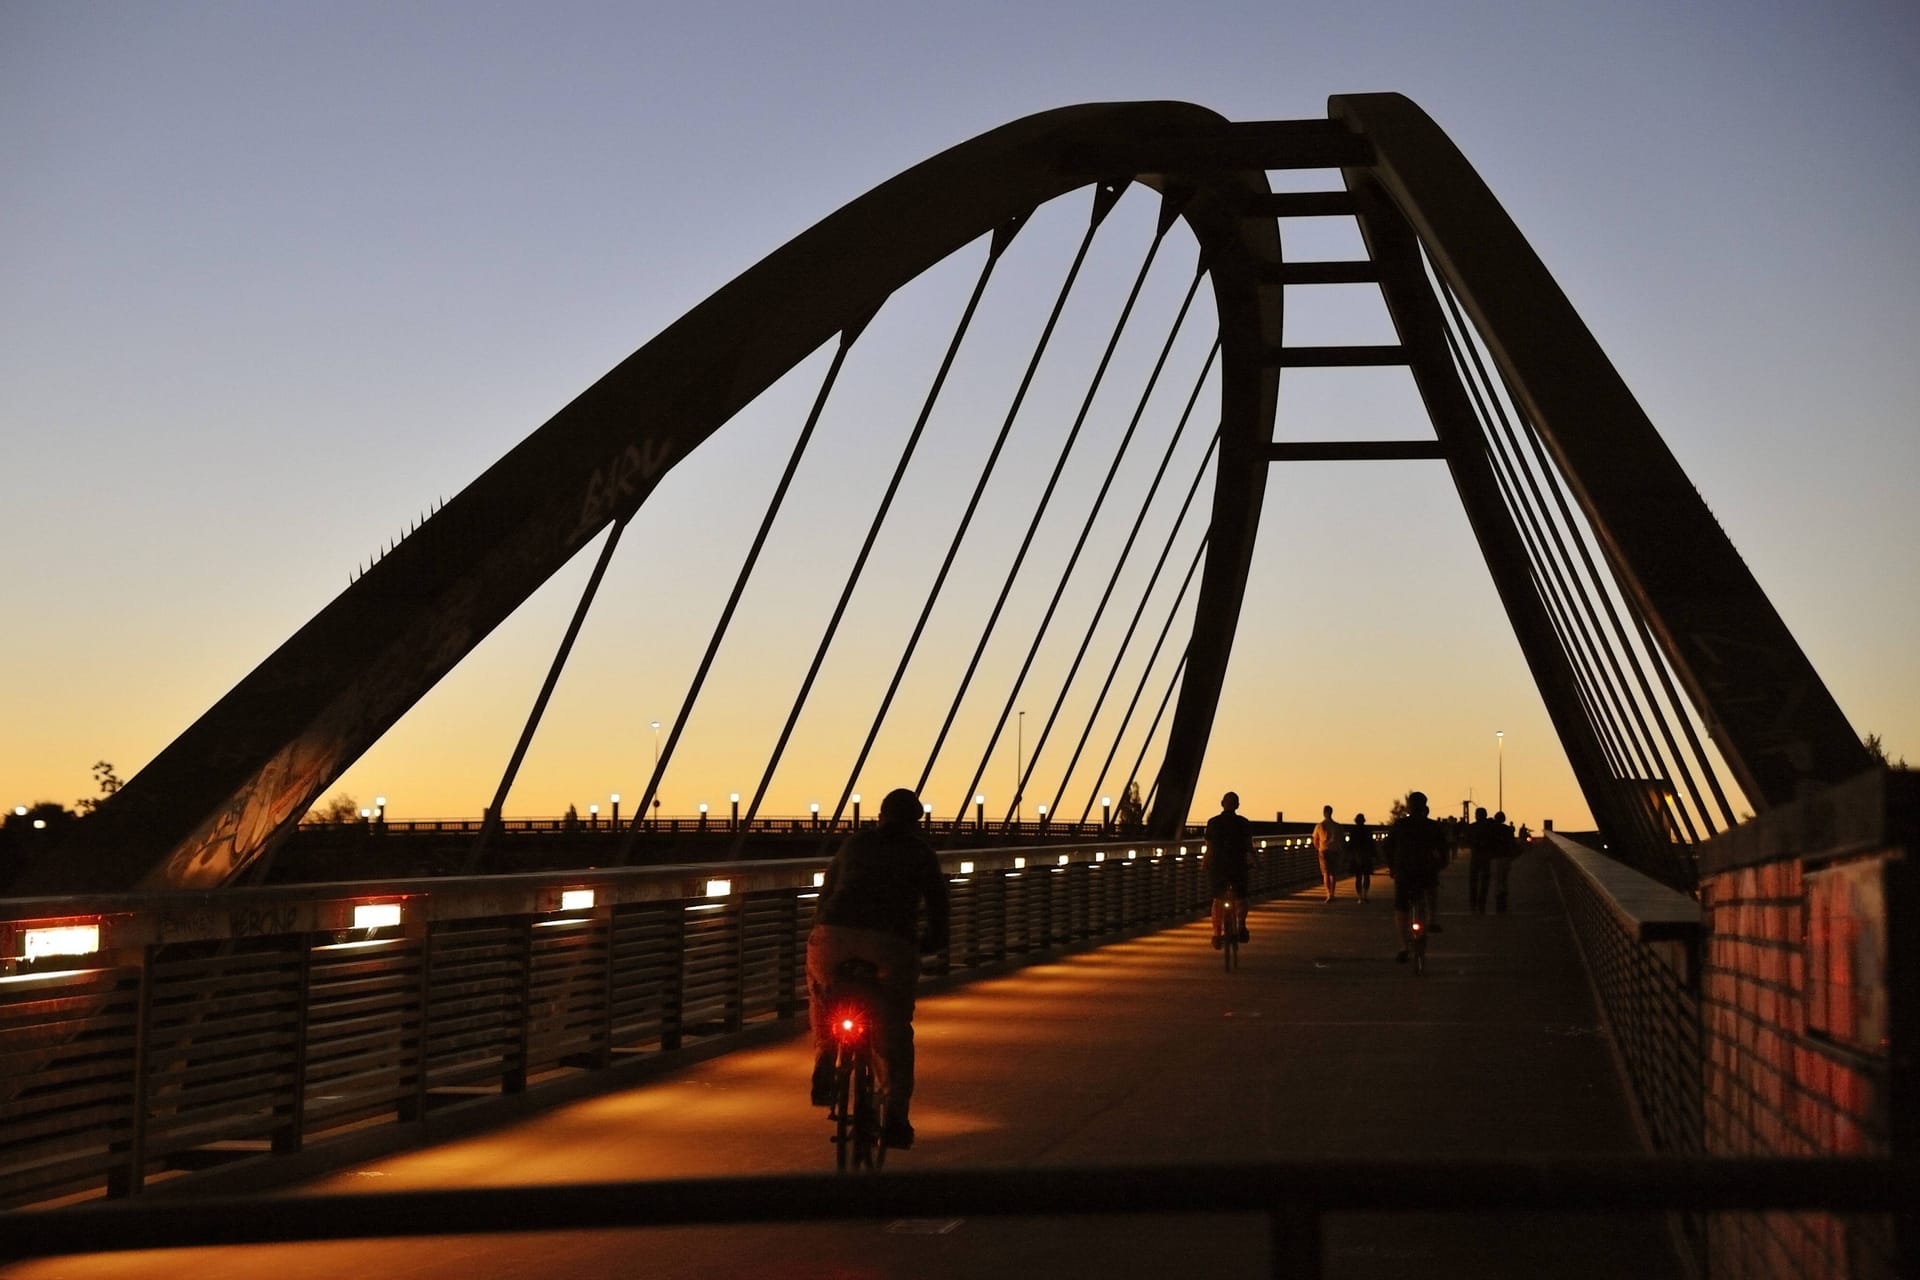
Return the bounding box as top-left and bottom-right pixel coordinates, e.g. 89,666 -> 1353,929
832,1005 -> 867,1043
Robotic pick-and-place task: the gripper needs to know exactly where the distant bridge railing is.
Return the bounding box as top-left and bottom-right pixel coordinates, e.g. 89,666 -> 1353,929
0,834 -> 1317,1208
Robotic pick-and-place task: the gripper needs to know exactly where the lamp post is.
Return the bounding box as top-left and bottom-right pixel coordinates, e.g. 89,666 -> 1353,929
698,801 -> 708,831
810,801 -> 821,830
974,794 -> 985,832
1102,795 -> 1112,833
1016,710 -> 1025,813
610,793 -> 621,826
1497,730 -> 1505,815
852,793 -> 862,827
588,802 -> 599,828
730,792 -> 740,831
1037,802 -> 1048,832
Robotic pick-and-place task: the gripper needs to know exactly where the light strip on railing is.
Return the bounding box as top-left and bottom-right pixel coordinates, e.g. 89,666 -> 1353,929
706,879 -> 732,898
560,889 -> 596,911
22,924 -> 99,961
352,903 -> 403,930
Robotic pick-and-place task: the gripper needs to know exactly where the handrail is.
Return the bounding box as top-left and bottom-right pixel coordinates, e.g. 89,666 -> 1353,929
4,1157 -> 1910,1275
0,833 -> 1319,1209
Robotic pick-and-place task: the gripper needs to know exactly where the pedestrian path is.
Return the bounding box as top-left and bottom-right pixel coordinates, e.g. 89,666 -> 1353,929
6,847 -> 1683,1279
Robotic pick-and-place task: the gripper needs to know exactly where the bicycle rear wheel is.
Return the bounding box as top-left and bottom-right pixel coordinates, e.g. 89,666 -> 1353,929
831,1053 -> 859,1172
851,1057 -> 882,1170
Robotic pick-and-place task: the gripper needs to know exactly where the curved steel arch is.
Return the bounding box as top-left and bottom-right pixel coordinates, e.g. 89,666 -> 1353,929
38,94 -> 1866,894
43,102 -> 1283,892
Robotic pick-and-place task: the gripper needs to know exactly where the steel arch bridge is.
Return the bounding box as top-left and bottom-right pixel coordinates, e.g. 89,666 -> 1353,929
34,93 -> 1866,896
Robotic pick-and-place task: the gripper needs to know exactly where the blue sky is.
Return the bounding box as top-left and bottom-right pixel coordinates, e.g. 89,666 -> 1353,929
3,1 -> 1915,830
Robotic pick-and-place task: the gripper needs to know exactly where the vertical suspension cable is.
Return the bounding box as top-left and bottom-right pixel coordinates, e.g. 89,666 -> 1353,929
1517,395 -> 1736,834
1044,368 -> 1221,821
819,208 -> 1086,828
1081,530 -> 1210,820
942,189 -> 1188,819
613,319 -> 870,863
1629,604 -> 1738,827
1438,278 -> 1708,848
1046,365 -> 1219,823
1436,307 -> 1676,856
465,516 -> 628,871
1435,284 -> 1691,861
737,218 -> 1024,839
1120,648 -> 1190,821
1000,256 -> 1210,823
911,182 -> 1132,795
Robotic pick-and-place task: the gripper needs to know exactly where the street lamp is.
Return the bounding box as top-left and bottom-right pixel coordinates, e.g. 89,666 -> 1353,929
730,792 -> 740,831
974,794 -> 985,831
651,721 -> 661,770
1102,795 -> 1112,833
1497,730 -> 1505,815
1016,710 -> 1025,811
611,792 -> 620,826
588,802 -> 599,827
852,793 -> 862,827
374,795 -> 386,823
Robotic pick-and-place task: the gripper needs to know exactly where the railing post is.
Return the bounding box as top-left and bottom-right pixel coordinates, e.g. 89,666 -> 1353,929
108,946 -> 155,1198
401,919 -> 433,1123
662,907 -> 687,1052
273,937 -> 313,1154
1269,1200 -> 1322,1279
504,915 -> 535,1093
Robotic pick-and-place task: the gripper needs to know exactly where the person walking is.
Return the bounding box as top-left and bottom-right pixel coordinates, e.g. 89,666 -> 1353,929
1204,792 -> 1253,948
1490,810 -> 1519,912
1348,812 -> 1373,904
1311,804 -> 1344,903
1467,806 -> 1500,913
806,787 -> 950,1150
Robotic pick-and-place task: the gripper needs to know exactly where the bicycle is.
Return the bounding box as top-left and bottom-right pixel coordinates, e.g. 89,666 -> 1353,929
822,959 -> 888,1172
1409,897 -> 1429,976
1212,887 -> 1244,972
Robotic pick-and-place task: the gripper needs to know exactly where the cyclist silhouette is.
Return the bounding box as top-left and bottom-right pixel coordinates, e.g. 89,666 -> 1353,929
806,787 -> 949,1149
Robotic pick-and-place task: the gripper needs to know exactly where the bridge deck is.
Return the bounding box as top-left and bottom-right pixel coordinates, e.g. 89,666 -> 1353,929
8,850 -> 1683,1279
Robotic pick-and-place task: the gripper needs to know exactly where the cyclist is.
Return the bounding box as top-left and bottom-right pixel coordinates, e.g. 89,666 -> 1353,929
1386,790 -> 1447,963
806,787 -> 949,1150
1204,791 -> 1252,949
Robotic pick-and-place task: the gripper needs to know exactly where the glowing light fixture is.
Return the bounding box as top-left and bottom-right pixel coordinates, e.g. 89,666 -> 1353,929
560,889 -> 595,911
352,903 -> 402,930
23,924 -> 100,961
706,878 -> 732,898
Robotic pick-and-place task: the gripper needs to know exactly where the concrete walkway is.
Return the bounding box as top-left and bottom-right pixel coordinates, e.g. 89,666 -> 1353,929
8,847 -> 1684,1279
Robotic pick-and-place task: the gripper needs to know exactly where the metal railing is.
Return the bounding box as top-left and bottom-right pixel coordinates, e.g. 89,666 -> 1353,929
0,834 -> 1318,1208
2,1156 -> 1910,1277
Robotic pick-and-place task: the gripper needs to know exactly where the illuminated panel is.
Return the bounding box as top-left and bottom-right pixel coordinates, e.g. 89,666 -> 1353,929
560,889 -> 596,911
23,924 -> 100,961
705,879 -> 732,898
352,903 -> 402,929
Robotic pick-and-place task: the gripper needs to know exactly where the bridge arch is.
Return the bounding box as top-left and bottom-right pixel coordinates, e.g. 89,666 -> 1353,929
37,95 -> 1863,894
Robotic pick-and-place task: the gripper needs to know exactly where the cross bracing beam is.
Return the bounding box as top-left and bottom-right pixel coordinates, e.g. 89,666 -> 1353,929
30,95 -> 1865,894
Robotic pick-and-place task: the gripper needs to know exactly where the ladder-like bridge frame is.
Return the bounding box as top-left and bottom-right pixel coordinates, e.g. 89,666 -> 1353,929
33,94 -> 1864,894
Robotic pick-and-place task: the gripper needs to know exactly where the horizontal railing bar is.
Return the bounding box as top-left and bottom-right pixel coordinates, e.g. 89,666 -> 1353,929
5,1157 -> 1910,1259
1269,440 -> 1446,462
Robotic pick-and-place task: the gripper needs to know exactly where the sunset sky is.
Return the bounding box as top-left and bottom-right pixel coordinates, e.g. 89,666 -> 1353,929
4,1 -> 1915,836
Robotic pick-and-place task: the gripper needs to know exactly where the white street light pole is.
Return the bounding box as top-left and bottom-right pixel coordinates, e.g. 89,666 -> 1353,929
1497,730 -> 1505,815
